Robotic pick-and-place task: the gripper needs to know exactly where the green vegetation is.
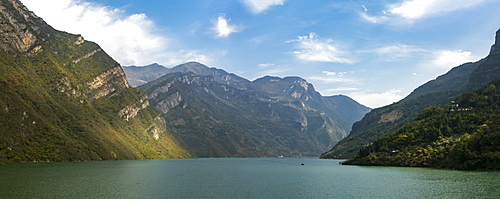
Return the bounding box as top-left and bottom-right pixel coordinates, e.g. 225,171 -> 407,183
321,91 -> 458,159
343,80 -> 500,170
0,1 -> 192,162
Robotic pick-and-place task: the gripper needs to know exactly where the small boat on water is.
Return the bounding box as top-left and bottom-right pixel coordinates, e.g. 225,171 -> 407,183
276,155 -> 284,158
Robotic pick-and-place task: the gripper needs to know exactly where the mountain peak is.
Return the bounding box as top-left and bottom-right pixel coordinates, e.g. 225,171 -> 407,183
146,63 -> 162,67
283,76 -> 307,82
491,29 -> 500,54
175,61 -> 209,70
171,62 -> 212,75
253,75 -> 307,83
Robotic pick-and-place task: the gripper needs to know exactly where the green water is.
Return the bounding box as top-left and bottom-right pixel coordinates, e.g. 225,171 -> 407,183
0,158 -> 498,198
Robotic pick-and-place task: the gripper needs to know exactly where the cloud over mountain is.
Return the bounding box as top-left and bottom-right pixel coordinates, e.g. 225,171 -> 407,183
20,0 -> 211,66
288,33 -> 355,64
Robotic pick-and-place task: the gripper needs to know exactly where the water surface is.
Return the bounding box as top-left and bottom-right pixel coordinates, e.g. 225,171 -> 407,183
0,158 -> 498,198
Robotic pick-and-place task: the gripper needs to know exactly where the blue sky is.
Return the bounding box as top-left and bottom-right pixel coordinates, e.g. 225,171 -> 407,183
20,0 -> 500,108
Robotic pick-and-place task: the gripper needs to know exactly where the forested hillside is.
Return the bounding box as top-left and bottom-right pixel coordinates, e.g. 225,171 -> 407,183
0,0 -> 192,162
343,80 -> 500,170
322,29 -> 500,159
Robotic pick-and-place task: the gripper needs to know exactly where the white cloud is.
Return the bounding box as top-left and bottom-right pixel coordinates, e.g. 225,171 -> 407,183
259,68 -> 290,76
308,76 -> 358,84
307,71 -> 359,84
361,0 -> 490,24
20,0 -> 210,66
322,71 -> 354,76
212,15 -> 242,38
368,44 -> 426,61
288,33 -> 355,64
359,12 -> 389,24
364,44 -> 477,70
258,63 -> 274,68
348,89 -> 404,108
239,0 -> 286,14
430,50 -> 474,69
323,87 -> 360,93
390,0 -> 489,20
362,5 -> 368,12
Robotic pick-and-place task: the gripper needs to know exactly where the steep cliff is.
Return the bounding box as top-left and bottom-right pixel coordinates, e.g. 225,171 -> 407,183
0,0 -> 192,162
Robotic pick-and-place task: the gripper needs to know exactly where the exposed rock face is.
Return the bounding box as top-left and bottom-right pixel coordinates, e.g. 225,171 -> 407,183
468,29 -> 500,89
118,96 -> 149,121
0,0 -> 49,53
149,80 -> 175,99
155,92 -> 182,114
73,48 -> 101,64
378,109 -> 403,123
87,66 -> 130,100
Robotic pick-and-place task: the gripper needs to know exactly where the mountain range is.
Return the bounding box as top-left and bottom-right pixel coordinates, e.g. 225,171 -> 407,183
2,0 -> 497,167
126,62 -> 370,157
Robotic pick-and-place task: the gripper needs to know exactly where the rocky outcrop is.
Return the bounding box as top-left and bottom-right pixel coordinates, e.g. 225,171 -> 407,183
73,48 -> 101,64
87,66 -> 130,100
378,109 -> 404,123
149,81 -> 175,99
118,96 -> 149,121
155,92 -> 182,114
0,0 -> 49,53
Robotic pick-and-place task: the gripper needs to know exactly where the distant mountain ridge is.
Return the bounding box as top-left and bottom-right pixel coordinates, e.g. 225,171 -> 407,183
321,29 -> 500,159
133,62 -> 370,157
125,62 -> 370,133
122,63 -> 170,87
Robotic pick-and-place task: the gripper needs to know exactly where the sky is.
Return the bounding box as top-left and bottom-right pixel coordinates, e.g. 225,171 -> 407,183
20,0 -> 500,108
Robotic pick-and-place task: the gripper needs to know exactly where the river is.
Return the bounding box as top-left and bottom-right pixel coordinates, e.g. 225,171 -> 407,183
0,158 -> 498,198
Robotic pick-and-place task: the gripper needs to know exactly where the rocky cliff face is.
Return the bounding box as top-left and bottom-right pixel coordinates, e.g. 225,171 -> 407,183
468,29 -> 500,89
0,0 -> 192,162
138,62 -> 370,157
0,0 -> 50,54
